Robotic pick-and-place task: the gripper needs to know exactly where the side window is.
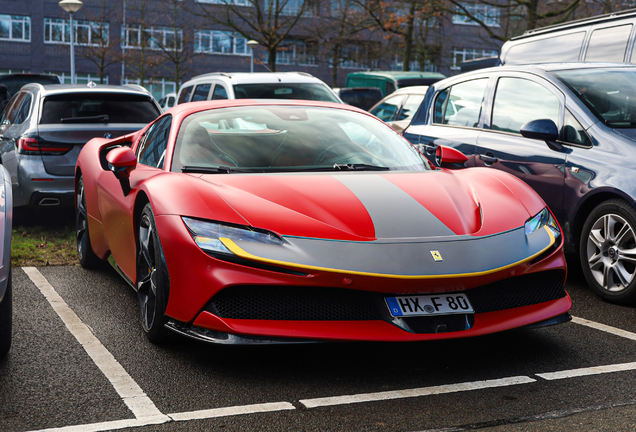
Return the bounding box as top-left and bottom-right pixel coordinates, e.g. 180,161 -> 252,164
212,85 -> 228,100
178,86 -> 193,104
191,84 -> 211,102
1,92 -> 26,124
433,88 -> 449,124
563,110 -> 592,147
397,94 -> 425,121
385,81 -> 396,95
492,77 -> 560,134
443,78 -> 488,127
371,95 -> 406,121
138,115 -> 172,169
586,24 -> 632,63
504,32 -> 585,64
14,93 -> 32,124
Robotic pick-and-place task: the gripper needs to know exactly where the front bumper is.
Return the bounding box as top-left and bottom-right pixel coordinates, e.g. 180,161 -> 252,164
154,214 -> 570,343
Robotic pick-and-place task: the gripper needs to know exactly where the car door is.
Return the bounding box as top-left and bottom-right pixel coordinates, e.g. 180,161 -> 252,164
0,92 -> 30,189
407,77 -> 489,166
97,115 -> 173,279
475,74 -> 567,222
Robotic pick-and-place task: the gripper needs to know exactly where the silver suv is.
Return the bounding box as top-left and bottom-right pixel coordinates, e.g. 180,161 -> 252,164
176,72 -> 341,104
0,83 -> 161,207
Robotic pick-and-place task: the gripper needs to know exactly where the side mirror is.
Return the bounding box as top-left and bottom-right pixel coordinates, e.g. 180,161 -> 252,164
520,119 -> 562,151
435,145 -> 468,169
106,146 -> 137,196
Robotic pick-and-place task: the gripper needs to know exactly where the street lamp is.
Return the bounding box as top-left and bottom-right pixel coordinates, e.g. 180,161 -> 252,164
246,40 -> 259,73
59,0 -> 83,84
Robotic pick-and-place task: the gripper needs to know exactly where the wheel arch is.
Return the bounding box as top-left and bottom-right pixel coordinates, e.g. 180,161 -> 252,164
571,190 -> 636,252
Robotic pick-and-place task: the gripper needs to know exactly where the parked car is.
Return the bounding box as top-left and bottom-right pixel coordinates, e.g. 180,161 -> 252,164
500,9 -> 636,66
176,72 -> 341,104
158,92 -> 176,112
345,71 -> 445,97
0,73 -> 62,114
75,99 -> 570,344
369,86 -> 429,132
404,63 -> 636,305
0,83 -> 161,208
332,87 -> 384,110
0,165 -> 12,357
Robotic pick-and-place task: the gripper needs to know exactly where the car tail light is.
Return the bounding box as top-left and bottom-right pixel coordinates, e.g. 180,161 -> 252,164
17,136 -> 73,155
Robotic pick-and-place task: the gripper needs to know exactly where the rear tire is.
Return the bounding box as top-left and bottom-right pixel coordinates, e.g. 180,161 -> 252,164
136,203 -> 170,343
580,199 -> 636,305
76,176 -> 100,269
0,268 -> 12,357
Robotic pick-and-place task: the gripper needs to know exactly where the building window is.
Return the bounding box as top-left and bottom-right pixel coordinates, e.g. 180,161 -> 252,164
390,55 -> 438,72
122,25 -> 182,51
196,0 -> 249,5
45,71 -> 109,85
265,0 -> 316,17
194,30 -> 248,55
337,45 -> 377,69
44,18 -> 108,46
451,48 -> 498,70
0,15 -> 30,41
452,3 -> 500,27
265,41 -> 317,66
124,77 -> 176,101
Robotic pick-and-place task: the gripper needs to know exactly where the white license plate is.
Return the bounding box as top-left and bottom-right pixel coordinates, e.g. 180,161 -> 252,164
385,293 -> 474,317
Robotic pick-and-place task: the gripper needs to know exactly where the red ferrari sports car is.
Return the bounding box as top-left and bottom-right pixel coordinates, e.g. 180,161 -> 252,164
75,99 -> 571,344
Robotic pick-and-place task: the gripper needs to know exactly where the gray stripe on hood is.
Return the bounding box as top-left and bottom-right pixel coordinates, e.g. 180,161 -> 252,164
335,174 -> 455,239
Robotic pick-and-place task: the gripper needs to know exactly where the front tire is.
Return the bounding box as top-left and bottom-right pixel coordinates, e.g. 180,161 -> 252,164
136,203 -> 170,343
76,176 -> 100,268
580,199 -> 636,305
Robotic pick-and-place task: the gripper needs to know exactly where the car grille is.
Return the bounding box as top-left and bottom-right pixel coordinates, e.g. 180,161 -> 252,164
204,270 -> 566,321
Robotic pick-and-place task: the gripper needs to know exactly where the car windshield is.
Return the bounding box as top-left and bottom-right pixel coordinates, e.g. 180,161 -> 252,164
40,93 -> 160,124
554,68 -> 636,128
173,105 -> 430,173
233,83 -> 340,103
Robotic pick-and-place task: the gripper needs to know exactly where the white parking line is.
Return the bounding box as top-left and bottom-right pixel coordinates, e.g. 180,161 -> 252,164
537,361 -> 636,381
168,402 -> 296,421
22,267 -> 169,422
299,376 -> 536,408
571,316 -> 636,341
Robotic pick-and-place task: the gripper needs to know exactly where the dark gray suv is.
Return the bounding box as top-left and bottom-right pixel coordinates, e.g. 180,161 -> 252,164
0,83 -> 161,207
404,63 -> 636,305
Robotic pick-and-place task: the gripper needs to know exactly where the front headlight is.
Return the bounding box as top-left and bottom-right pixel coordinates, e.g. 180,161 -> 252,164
525,207 -> 561,239
182,217 -> 283,256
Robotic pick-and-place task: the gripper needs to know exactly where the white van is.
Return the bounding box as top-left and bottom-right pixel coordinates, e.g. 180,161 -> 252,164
176,72 -> 341,104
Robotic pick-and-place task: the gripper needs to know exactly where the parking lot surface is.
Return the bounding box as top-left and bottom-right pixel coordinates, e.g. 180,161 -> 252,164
1,262 -> 636,431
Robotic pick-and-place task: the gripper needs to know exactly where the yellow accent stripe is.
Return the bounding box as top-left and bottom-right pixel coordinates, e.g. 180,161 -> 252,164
219,226 -> 556,280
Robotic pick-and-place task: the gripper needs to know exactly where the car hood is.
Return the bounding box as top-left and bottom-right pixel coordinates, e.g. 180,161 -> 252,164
193,169 -> 541,241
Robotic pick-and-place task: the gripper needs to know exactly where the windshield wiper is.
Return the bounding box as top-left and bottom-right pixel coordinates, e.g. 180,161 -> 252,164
60,114 -> 109,123
181,165 -> 258,174
332,163 -> 390,171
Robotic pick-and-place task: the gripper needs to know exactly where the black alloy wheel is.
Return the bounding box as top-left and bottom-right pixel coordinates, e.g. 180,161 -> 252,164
580,199 -> 636,305
76,176 -> 100,268
136,203 -> 170,343
0,268 -> 12,357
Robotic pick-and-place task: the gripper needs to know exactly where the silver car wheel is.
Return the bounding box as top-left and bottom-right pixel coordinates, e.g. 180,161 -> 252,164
586,213 -> 636,292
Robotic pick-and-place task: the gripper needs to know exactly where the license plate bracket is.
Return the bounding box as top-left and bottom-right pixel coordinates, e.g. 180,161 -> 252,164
385,293 -> 474,317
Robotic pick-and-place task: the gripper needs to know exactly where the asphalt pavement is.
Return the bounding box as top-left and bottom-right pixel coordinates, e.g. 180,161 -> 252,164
1,260 -> 635,431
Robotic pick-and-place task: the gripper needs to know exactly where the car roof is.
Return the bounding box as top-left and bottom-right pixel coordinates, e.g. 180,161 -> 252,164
346,71 -> 446,80
21,83 -> 155,96
391,85 -> 430,95
183,72 -> 326,86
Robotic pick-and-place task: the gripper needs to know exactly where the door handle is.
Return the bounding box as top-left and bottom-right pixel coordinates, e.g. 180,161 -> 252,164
479,152 -> 498,165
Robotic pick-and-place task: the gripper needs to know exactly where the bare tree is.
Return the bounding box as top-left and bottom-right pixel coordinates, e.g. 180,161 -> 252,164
77,1 -> 121,84
152,0 -> 201,92
121,0 -> 164,86
194,0 -> 317,72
